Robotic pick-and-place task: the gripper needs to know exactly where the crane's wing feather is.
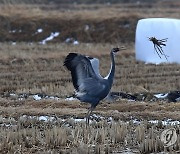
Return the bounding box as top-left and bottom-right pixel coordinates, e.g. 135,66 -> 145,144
78,78 -> 106,96
86,56 -> 103,79
64,53 -> 99,91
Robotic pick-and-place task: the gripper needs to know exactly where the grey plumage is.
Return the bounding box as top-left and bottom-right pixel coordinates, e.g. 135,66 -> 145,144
64,48 -> 122,124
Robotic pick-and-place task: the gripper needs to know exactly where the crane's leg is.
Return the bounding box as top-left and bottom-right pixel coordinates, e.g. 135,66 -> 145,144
154,45 -> 162,59
156,45 -> 169,61
86,106 -> 95,126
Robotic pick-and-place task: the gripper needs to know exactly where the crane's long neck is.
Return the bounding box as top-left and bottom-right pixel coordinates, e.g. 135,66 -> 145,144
105,51 -> 115,86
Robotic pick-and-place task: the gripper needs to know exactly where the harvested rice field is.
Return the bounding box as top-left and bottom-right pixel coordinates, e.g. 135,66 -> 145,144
0,0 -> 180,153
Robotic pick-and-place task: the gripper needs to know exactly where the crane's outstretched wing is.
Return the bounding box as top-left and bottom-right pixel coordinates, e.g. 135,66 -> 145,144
64,53 -> 99,91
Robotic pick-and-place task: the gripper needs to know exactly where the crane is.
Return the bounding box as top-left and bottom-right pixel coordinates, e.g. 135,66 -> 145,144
64,47 -> 123,124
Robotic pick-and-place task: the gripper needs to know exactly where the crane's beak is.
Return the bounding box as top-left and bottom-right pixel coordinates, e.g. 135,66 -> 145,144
119,46 -> 126,51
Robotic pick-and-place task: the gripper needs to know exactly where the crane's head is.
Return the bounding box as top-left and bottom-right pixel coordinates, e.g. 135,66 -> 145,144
111,47 -> 126,54
112,48 -> 120,53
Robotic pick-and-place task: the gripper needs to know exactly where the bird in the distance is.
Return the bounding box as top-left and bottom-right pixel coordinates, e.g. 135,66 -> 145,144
148,37 -> 168,60
64,47 -> 125,125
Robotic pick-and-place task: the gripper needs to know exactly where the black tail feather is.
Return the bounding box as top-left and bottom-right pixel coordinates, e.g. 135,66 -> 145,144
64,53 -> 79,90
63,53 -> 78,70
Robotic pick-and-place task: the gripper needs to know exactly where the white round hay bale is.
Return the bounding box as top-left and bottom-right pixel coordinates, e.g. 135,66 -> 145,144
135,18 -> 180,64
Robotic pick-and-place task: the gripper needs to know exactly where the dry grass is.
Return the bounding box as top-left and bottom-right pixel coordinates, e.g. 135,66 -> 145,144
1,1 -> 180,19
0,43 -> 179,121
0,116 -> 179,153
0,43 -> 179,94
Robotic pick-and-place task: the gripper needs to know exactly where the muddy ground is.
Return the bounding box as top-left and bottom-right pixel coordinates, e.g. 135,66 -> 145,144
1,0 -> 180,44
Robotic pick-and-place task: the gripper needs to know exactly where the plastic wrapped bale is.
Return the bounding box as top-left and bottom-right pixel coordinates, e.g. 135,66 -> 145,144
135,18 -> 180,64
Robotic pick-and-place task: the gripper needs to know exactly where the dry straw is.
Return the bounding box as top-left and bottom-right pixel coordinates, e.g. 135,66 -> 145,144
0,116 -> 179,153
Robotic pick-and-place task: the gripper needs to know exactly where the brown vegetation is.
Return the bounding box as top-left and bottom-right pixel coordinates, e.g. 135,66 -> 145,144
0,115 -> 180,154
0,43 -> 179,120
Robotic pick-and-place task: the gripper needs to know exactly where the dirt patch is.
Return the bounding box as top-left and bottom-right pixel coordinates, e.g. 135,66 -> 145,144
0,15 -> 139,43
1,1 -> 180,43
